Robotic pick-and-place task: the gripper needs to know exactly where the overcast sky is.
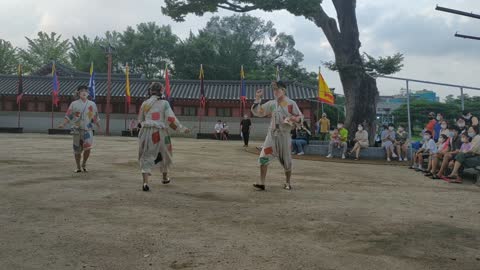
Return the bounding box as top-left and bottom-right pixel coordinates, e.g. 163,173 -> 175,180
1,0 -> 479,99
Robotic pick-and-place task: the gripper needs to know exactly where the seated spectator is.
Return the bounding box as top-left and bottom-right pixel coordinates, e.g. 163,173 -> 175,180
129,118 -> 139,136
425,112 -> 437,138
395,125 -> 409,161
445,126 -> 480,183
438,120 -> 449,140
424,134 -> 450,177
456,118 -> 467,135
327,122 -> 348,159
348,123 -> 368,160
434,113 -> 444,142
462,110 -> 479,127
410,130 -> 437,171
435,126 -> 462,179
292,121 -> 311,155
381,123 -> 397,161
214,120 -> 223,140
222,122 -> 230,140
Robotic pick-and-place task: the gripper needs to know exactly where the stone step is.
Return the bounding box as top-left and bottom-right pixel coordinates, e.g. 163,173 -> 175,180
304,144 -> 413,160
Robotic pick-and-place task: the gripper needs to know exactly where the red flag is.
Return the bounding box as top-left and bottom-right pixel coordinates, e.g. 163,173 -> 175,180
16,64 -> 23,105
199,64 -> 206,109
165,64 -> 171,99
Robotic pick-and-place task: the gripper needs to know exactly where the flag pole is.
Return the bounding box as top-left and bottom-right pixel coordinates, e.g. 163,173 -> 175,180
124,63 -> 128,132
17,99 -> 21,128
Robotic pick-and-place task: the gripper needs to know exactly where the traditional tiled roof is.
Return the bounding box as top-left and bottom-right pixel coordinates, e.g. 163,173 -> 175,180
31,62 -> 144,79
0,74 -> 318,101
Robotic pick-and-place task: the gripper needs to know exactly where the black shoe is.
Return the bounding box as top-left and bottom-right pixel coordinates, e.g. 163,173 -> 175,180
142,184 -> 150,192
253,184 -> 265,190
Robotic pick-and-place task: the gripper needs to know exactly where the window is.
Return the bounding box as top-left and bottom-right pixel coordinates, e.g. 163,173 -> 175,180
183,107 -> 197,116
216,108 -> 231,117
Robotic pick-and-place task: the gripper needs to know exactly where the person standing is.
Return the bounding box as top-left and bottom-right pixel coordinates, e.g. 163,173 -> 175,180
251,81 -> 303,191
240,114 -> 252,147
59,85 -> 102,172
137,82 -> 190,191
317,113 -> 330,141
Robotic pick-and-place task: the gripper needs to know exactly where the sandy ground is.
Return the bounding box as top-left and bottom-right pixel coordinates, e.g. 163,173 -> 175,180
0,133 -> 479,270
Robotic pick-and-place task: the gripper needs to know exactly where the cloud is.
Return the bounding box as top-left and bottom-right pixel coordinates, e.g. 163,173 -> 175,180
0,0 -> 479,99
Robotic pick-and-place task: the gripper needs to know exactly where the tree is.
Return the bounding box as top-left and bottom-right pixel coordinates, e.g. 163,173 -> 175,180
118,22 -> 178,79
70,35 -> 107,73
162,0 -> 404,140
0,39 -> 17,74
173,14 -> 306,81
18,32 -> 70,72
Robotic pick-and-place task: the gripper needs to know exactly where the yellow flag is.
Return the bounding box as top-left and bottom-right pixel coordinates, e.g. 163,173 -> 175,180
126,64 -> 131,105
318,68 -> 334,105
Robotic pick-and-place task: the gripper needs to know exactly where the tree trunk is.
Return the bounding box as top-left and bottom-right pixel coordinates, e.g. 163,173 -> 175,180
311,0 -> 379,145
336,51 -> 379,145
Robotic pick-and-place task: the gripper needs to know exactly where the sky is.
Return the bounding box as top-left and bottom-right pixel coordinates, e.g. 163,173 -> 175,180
1,0 -> 479,99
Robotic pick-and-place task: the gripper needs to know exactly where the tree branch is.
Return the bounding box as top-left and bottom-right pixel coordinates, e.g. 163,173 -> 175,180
217,1 -> 257,12
307,4 -> 340,48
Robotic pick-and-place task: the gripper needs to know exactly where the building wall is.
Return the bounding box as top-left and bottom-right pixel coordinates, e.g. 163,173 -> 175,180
0,111 -> 311,139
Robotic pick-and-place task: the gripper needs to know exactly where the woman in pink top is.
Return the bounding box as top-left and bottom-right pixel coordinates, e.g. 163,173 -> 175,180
425,134 -> 450,177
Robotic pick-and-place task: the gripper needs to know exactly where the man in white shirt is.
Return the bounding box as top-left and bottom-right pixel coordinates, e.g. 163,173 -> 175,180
214,120 -> 223,140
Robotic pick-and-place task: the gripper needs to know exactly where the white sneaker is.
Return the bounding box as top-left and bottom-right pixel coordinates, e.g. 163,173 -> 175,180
291,152 -> 297,155
392,153 -> 398,158
399,157 -> 403,161
342,154 -> 346,159
298,152 -> 304,156
404,158 -> 408,162
326,154 -> 332,158
387,158 -> 391,162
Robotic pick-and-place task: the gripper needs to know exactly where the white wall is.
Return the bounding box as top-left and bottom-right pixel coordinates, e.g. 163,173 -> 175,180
0,111 -> 282,139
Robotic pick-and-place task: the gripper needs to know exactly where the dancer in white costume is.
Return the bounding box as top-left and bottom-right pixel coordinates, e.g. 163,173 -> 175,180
137,82 -> 190,191
251,81 -> 303,190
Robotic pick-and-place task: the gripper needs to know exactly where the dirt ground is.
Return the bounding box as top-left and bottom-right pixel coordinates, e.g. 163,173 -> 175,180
1,134 -> 479,270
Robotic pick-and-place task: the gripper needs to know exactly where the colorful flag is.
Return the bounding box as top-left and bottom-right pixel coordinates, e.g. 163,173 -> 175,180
199,64 -> 206,109
318,68 -> 334,105
240,65 -> 246,106
165,64 -> 171,99
125,64 -> 131,106
275,65 -> 281,82
52,63 -> 60,107
88,62 -> 96,101
16,64 -> 23,105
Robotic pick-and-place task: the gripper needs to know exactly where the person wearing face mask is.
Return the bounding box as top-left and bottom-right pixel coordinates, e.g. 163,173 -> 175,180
240,114 -> 252,147
59,85 -> 102,173
137,82 -> 191,191
317,113 -> 330,141
445,126 -> 480,183
424,134 -> 450,178
435,126 -> 462,179
291,121 -> 311,155
456,118 -> 467,135
395,125 -> 409,161
410,130 -> 437,171
251,81 -> 303,191
424,112 -> 437,139
433,113 -> 444,142
327,122 -> 348,159
381,123 -> 397,161
436,119 -> 449,142
462,110 -> 479,128
348,123 -> 369,160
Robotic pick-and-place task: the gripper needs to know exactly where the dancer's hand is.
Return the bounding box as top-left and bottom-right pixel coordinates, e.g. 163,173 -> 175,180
255,89 -> 263,100
184,128 -> 191,134
58,124 -> 65,129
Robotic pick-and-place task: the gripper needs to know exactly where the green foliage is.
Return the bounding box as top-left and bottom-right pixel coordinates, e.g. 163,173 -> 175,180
324,53 -> 404,75
118,22 -> 178,79
0,39 -> 17,74
70,35 -> 107,73
173,14 -> 309,81
18,32 -> 70,72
